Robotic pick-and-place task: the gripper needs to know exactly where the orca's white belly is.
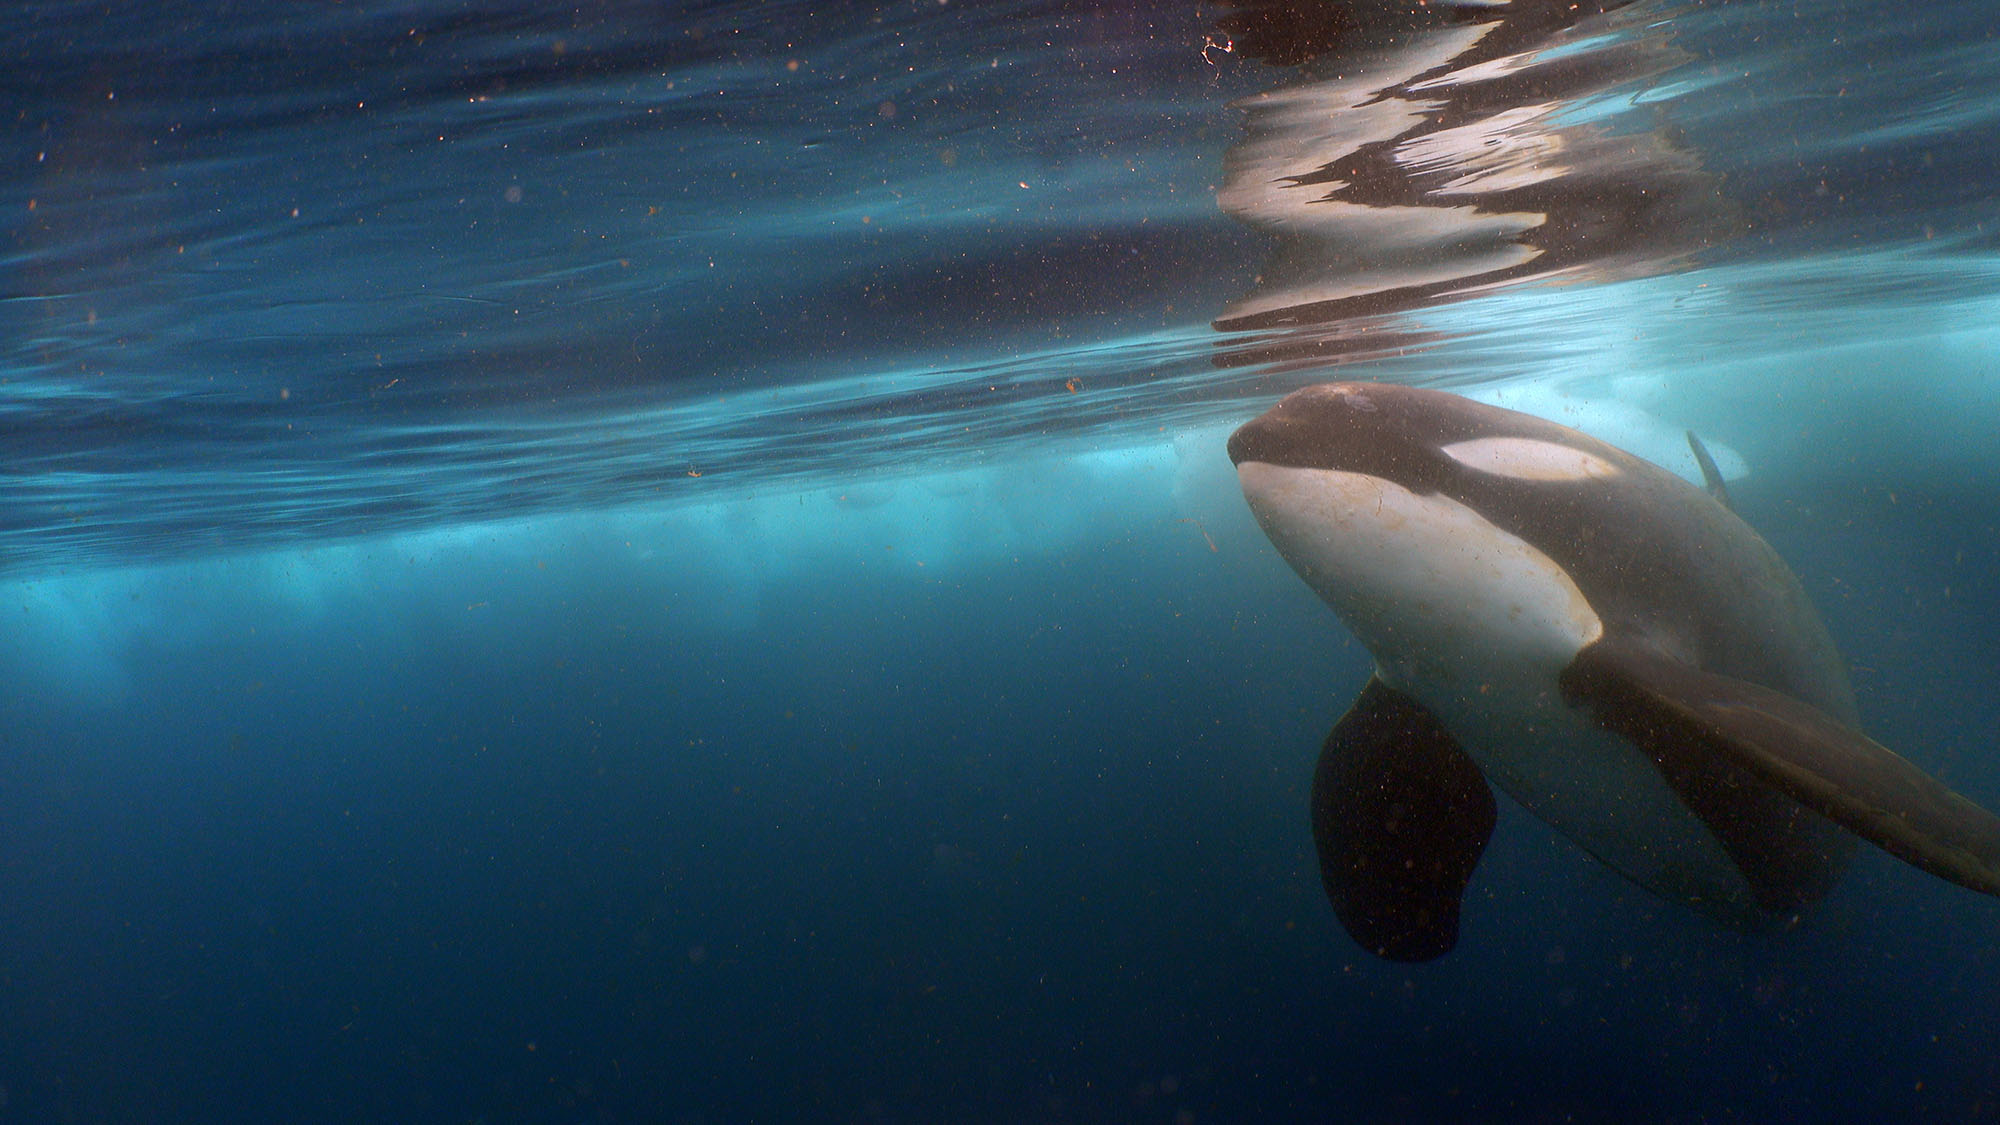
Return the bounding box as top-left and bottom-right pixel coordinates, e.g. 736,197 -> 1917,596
1416,668 -> 1764,922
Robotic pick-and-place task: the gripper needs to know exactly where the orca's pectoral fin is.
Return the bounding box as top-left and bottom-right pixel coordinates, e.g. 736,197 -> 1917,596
1561,638 -> 2000,898
1314,677 -> 1496,961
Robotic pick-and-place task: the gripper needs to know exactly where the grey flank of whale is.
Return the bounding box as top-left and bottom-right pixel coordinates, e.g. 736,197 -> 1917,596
1228,382 -> 2000,962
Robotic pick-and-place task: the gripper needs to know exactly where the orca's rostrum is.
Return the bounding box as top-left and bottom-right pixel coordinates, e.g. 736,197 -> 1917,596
1229,382 -> 2000,961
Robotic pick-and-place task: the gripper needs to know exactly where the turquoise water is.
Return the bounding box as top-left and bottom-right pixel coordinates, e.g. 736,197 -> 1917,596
5,0 -> 2000,1120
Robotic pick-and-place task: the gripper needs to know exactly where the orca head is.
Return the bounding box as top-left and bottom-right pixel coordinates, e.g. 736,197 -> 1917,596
1227,382 -> 1632,491
1229,383 -> 1612,687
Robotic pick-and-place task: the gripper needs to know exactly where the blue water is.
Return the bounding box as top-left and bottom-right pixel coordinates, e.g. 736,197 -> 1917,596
6,0 -> 2000,1120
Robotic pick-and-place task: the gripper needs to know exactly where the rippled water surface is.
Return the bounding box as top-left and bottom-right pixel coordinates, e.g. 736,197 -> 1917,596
8,0 -> 1997,571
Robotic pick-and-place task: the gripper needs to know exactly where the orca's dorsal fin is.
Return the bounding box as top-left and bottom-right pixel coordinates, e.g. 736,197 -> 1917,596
1685,430 -> 1733,511
1561,638 -> 2000,899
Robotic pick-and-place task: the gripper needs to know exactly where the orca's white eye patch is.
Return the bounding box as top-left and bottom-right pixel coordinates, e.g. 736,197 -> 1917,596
1441,437 -> 1622,482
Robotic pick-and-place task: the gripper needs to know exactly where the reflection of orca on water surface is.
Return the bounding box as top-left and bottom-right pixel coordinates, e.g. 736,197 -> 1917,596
1230,382 -> 2000,961
1208,0 -> 1737,372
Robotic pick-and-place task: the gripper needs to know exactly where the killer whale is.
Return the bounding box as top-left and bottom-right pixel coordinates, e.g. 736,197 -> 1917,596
1228,381 -> 2000,961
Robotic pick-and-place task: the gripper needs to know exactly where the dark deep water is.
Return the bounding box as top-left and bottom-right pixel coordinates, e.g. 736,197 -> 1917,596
6,1 -> 2000,1121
